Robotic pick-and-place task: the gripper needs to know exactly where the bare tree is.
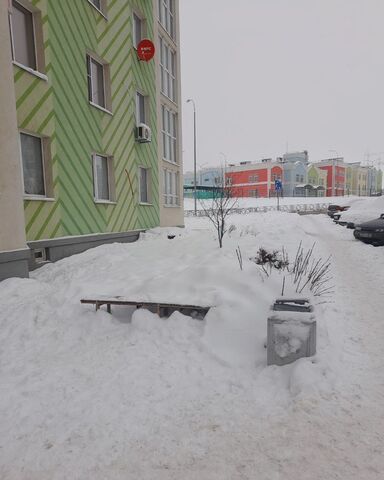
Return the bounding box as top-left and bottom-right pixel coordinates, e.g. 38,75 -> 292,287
200,185 -> 238,248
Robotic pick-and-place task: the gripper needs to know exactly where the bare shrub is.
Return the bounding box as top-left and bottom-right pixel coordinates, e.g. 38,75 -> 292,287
250,243 -> 333,297
200,186 -> 237,248
250,247 -> 289,276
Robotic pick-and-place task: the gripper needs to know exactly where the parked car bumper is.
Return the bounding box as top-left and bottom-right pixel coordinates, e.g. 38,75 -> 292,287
353,229 -> 384,245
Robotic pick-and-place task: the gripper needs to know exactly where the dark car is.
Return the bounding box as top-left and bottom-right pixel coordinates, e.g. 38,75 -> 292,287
328,204 -> 350,218
353,214 -> 384,246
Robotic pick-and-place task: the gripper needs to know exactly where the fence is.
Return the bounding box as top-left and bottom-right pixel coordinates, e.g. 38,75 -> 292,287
184,202 -> 331,217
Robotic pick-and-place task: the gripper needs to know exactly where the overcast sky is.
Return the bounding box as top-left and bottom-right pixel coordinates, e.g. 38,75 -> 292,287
180,0 -> 384,172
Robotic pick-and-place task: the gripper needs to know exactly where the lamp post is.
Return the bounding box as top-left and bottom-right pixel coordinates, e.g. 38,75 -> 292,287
187,99 -> 197,215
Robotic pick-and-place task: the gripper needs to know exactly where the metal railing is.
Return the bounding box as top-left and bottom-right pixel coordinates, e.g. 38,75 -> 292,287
184,202 -> 331,217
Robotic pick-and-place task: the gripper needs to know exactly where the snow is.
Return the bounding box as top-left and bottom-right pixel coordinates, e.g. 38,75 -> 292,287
338,195 -> 384,224
1,209 -> 384,479
272,319 -> 313,358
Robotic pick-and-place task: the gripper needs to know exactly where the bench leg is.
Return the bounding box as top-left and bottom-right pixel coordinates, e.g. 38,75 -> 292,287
107,304 -> 111,314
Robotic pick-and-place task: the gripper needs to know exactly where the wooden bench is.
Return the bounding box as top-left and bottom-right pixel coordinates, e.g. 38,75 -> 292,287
80,296 -> 211,319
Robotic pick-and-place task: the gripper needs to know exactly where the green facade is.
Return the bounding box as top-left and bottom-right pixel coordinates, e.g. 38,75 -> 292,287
14,0 -> 159,242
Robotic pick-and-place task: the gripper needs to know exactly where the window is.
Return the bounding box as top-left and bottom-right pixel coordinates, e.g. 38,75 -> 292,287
92,154 -> 114,201
9,0 -> 43,71
10,1 -> 35,69
87,54 -> 111,110
133,13 -> 143,48
20,132 -> 45,196
295,174 -> 300,182
249,174 -> 258,183
88,0 -> 107,15
136,92 -> 147,125
158,0 -> 175,39
139,167 -> 151,203
249,189 -> 258,198
163,169 -> 179,205
162,105 -> 177,163
159,37 -> 176,102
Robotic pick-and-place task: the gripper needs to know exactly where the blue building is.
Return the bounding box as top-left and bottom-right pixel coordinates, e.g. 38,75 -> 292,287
281,151 -> 309,196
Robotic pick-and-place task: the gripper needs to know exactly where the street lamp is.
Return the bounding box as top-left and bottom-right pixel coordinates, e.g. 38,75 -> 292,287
186,98 -> 197,215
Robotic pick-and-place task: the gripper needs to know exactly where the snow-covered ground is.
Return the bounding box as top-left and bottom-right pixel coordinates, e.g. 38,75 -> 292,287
1,210 -> 383,479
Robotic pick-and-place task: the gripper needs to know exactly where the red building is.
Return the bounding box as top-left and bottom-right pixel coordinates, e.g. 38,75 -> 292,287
225,161 -> 283,198
316,158 -> 346,196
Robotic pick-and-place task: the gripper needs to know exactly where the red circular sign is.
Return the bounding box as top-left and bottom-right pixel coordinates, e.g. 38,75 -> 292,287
137,39 -> 155,62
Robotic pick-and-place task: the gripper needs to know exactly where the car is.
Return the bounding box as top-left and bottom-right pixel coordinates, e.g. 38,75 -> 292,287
336,196 -> 384,229
353,214 -> 384,246
327,204 -> 350,218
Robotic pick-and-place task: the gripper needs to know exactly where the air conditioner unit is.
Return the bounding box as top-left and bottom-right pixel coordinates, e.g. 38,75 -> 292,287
136,123 -> 152,143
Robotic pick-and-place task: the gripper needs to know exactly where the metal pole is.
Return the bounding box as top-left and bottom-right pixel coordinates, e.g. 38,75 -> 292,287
187,99 -> 197,215
193,106 -> 197,215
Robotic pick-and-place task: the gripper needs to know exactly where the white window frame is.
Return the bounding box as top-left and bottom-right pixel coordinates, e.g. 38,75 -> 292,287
158,0 -> 175,39
136,91 -> 147,125
19,131 -> 51,199
161,105 -> 177,164
139,167 -> 151,204
132,12 -> 146,49
159,36 -> 176,103
163,169 -> 179,206
92,153 -> 115,203
87,0 -> 107,18
9,0 -> 47,77
86,53 -> 111,113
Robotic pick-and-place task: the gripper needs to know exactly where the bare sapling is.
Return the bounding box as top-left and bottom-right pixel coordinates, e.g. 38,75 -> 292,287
200,184 -> 237,248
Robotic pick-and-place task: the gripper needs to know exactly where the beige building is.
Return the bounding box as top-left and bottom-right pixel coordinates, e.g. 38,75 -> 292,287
155,0 -> 184,227
0,0 -> 30,280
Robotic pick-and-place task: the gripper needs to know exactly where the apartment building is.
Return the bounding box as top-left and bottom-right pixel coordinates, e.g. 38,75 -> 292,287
0,0 -> 183,281
155,0 -> 183,226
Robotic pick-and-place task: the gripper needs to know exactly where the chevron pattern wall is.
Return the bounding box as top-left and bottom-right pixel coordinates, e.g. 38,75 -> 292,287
14,0 -> 159,242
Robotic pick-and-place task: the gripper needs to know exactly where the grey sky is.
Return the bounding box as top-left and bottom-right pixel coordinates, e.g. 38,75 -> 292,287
180,0 -> 384,172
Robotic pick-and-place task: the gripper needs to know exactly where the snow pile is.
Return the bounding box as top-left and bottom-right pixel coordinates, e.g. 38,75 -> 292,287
338,195 -> 384,224
0,210 -> 383,478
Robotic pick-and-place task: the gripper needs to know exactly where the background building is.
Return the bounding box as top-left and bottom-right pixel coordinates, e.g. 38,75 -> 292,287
0,0 -> 183,281
225,160 -> 283,197
281,151 -> 310,196
305,164 -> 327,197
314,158 -> 346,196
